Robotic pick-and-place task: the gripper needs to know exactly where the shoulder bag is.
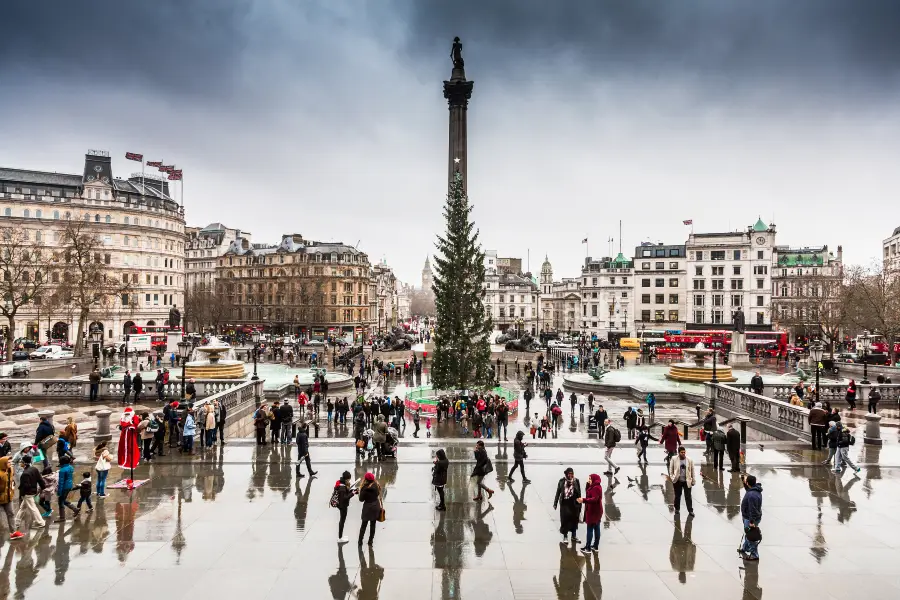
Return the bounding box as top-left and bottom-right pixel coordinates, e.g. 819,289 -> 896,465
377,486 -> 386,522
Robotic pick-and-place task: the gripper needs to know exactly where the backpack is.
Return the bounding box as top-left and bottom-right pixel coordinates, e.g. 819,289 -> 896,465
147,419 -> 160,434
329,487 -> 341,508
612,427 -> 622,443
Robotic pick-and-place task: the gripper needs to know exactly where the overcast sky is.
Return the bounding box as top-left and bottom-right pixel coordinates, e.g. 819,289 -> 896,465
2,0 -> 899,284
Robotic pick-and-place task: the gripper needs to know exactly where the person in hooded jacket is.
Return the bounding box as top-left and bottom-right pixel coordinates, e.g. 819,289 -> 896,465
470,441 -> 494,501
577,473 -> 603,552
333,470 -> 358,543
357,472 -> 381,546
0,457 -> 22,539
432,449 -> 449,511
739,474 -> 763,560
726,424 -> 742,473
507,431 -> 531,483
295,424 -> 317,478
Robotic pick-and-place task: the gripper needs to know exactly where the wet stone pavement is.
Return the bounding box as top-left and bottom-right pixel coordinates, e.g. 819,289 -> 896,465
0,437 -> 898,600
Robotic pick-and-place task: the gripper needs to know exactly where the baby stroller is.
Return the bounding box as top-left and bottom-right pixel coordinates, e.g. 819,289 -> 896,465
360,428 -> 378,461
382,427 -> 400,458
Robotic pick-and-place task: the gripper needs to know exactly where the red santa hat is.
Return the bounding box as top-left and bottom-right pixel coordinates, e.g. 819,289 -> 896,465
120,407 -> 136,426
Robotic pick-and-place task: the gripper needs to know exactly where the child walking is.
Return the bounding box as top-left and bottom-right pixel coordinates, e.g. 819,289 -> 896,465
426,418 -> 432,438
77,472 -> 94,514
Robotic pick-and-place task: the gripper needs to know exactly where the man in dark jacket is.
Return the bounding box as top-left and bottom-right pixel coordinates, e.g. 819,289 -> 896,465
507,431 -> 531,483
279,400 -> 294,444
295,425 -> 316,478
15,455 -> 46,529
808,403 -> 829,450
523,388 -> 533,415
702,409 -> 718,457
217,402 -> 227,445
34,416 -> 54,470
122,370 -> 132,404
155,370 -> 165,402
594,405 -> 609,439
603,419 -> 620,475
89,368 -> 101,402
726,423 -> 742,472
624,407 -> 639,439
0,433 -> 10,459
749,372 -> 764,395
740,474 -> 763,560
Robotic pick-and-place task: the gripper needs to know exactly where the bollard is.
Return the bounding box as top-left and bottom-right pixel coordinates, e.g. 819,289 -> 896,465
864,413 -> 883,446
738,416 -> 750,444
95,409 -> 113,444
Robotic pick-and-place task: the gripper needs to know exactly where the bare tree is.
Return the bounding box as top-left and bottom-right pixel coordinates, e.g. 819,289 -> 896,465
845,262 -> 900,363
409,289 -> 436,317
771,273 -> 849,357
0,227 -> 54,360
59,217 -> 135,356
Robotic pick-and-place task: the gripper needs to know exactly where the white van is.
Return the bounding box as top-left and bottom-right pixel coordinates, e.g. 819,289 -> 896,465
29,345 -> 74,360
120,334 -> 152,353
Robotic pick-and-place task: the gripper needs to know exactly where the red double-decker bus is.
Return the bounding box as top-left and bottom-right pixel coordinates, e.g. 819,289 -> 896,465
128,325 -> 181,350
662,330 -> 788,357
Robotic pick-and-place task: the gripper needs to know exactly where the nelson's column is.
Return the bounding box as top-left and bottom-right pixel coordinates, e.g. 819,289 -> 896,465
443,36 -> 474,191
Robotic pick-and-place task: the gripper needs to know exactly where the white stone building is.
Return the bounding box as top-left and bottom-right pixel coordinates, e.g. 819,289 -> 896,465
883,226 -> 900,272
771,245 -> 843,343
685,219 -> 775,330
0,150 -> 185,344
633,242 -> 687,333
483,250 -> 538,335
185,222 -> 249,292
580,253 -> 634,342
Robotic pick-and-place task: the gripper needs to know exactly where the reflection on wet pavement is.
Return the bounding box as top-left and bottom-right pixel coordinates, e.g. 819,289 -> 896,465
0,439 -> 895,599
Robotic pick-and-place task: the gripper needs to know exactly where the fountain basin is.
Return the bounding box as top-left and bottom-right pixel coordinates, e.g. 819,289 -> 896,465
184,359 -> 246,380
666,362 -> 736,383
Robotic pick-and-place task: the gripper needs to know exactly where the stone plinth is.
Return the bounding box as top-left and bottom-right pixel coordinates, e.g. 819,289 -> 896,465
864,413 -> 883,445
94,409 -> 112,444
166,330 -> 183,356
728,332 -> 753,368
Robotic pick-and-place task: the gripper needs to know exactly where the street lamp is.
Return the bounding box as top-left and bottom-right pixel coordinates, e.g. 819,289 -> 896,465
859,330 -> 871,384
90,328 -> 102,368
810,340 -> 824,404
711,345 -> 719,384
178,340 -> 192,400
251,330 -> 260,381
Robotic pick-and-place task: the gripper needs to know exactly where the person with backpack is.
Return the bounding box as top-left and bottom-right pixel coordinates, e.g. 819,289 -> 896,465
634,425 -> 657,463
14,456 -> 45,531
603,419 -> 620,475
150,412 -> 166,458
332,470 -> 358,543
645,392 -> 656,418
833,425 -> 861,474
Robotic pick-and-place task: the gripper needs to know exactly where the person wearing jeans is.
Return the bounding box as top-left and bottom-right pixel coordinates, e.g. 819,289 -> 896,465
668,447 -> 695,516
471,441 -> 494,501
93,442 -> 112,497
578,474 -> 603,552
740,474 -> 763,560
603,420 -> 619,475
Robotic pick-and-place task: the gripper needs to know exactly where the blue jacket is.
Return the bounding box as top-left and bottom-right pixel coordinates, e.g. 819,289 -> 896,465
35,420 -> 54,445
183,414 -> 196,436
740,483 -> 763,523
57,464 -> 74,495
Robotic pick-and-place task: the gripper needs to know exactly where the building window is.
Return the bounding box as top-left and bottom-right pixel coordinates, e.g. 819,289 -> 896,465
642,310 -> 651,321
712,280 -> 724,290
621,292 -> 627,298
753,265 -> 768,275
642,262 -> 650,270
693,280 -> 705,290
731,295 -> 743,307
695,251 -> 703,260
622,277 -> 628,285
23,209 -> 30,218
642,279 -> 650,287
669,262 -> 678,269
642,294 -> 651,304
712,266 -> 724,276
757,251 -> 764,260
694,266 -> 702,276
694,310 -> 704,323
756,295 -> 764,307
655,278 -> 664,287
757,279 -> 764,289
592,277 -> 598,286
609,277 -> 616,285
734,250 -> 741,260
712,294 -> 723,307
669,310 -> 679,321
655,310 -> 664,321
756,312 -> 764,324
669,249 -> 680,257
655,294 -> 664,304
712,310 -> 723,324
669,294 -> 678,304
591,305 -> 598,316
642,250 -> 651,257
655,249 -> 665,257
733,266 -> 741,275
730,279 -> 744,290
711,250 -> 725,261
655,262 -> 665,269
669,278 -> 678,287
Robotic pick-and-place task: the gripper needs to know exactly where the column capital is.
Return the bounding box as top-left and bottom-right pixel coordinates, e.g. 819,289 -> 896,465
443,79 -> 474,108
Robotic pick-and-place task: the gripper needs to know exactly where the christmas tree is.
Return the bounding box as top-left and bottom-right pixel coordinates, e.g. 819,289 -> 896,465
430,170 -> 494,392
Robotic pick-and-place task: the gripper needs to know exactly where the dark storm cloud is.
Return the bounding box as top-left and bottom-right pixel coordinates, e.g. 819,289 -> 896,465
0,0 -> 253,94
401,0 -> 900,95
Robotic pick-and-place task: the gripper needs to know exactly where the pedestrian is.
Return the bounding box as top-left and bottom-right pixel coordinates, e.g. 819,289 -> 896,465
845,379 -> 856,410
34,415 -> 55,470
55,455 -> 78,522
578,394 -> 585,416
122,370 -> 132,404
750,371 -> 764,395
269,401 -> 281,444
357,472 -> 382,546
333,470 -> 358,543
0,457 -> 22,539
89,367 -> 101,402
132,372 -> 143,401
204,403 -> 216,448
553,467 -> 582,543
523,388 -> 532,415
217,400 -> 227,445
182,408 -> 196,454
295,424 -> 317,478
602,419 -> 620,475
426,417 -> 431,438
150,412 -> 165,457
373,416 -> 388,459
14,455 -> 44,532
0,434 -> 9,459
413,408 -> 421,438
702,409 -> 717,457
645,392 -> 656,418
577,473 -> 603,553
624,407 -> 638,440
76,472 -> 93,514
185,378 -> 197,400
868,386 -> 881,414
483,411 -> 494,439
61,417 -> 78,451
569,392 -> 577,416
824,421 -> 840,466
808,402 -> 828,451
739,474 -> 763,561
470,440 -> 494,501
587,392 -> 594,413
668,447 -> 695,516
711,428 -> 727,470
634,425 -> 657,463
833,424 -> 861,474
155,369 -> 165,402
594,405 -> 608,438
94,442 -> 112,497
138,412 -> 153,462
726,424 -> 742,473
432,449 -> 449,511
507,431 -> 531,483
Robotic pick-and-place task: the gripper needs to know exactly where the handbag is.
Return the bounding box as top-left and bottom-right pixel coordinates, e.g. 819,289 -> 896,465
39,435 -> 57,451
377,487 -> 386,522
745,525 -> 762,543
356,439 -> 365,449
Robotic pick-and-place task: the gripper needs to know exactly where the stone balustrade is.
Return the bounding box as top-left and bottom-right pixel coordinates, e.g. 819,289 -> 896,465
705,383 -> 811,442
730,382 -> 900,404
188,379 -> 263,429
0,378 -> 250,402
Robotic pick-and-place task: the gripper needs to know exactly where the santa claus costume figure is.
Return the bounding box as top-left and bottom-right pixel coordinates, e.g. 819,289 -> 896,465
117,407 -> 141,489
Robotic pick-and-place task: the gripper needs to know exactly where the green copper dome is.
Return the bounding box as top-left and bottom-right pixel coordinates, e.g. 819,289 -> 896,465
752,218 -> 768,232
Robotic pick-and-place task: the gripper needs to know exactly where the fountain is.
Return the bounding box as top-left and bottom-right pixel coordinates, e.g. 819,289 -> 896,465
184,337 -> 246,379
666,342 -> 736,383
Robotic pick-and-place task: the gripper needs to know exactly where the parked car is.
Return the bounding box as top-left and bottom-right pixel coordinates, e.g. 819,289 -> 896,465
29,345 -> 74,360
13,338 -> 38,350
306,339 -> 325,347
11,350 -> 30,362
835,352 -> 857,363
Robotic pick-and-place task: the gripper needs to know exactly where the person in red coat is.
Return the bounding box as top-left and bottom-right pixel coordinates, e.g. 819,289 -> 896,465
117,407 -> 141,488
659,419 -> 682,467
577,473 -> 603,552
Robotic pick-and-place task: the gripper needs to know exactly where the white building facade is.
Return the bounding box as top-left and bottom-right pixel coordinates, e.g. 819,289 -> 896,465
483,250 -> 538,335
185,222 -> 248,292
580,253 -> 634,342
633,242 -> 687,333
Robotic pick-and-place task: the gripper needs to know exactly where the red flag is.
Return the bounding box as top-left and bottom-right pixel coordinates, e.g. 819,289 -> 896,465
125,152 -> 143,162
146,160 -> 162,167
167,173 -> 182,180
158,165 -> 174,172
170,169 -> 182,177
683,219 -> 693,225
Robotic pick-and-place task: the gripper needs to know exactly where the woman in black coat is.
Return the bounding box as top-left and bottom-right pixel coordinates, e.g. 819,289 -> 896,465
432,449 -> 449,511
553,467 -> 582,543
507,431 -> 531,483
358,472 -> 382,546
470,441 -> 494,501
334,470 -> 358,542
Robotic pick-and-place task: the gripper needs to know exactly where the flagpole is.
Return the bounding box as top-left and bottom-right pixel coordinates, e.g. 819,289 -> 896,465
141,160 -> 145,197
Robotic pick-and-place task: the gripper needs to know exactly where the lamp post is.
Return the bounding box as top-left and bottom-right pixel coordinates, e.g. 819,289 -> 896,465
251,330 -> 260,381
810,340 -> 824,405
90,328 -> 102,369
860,330 -> 871,384
711,345 -> 719,384
178,340 -> 192,400
123,333 -> 129,367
